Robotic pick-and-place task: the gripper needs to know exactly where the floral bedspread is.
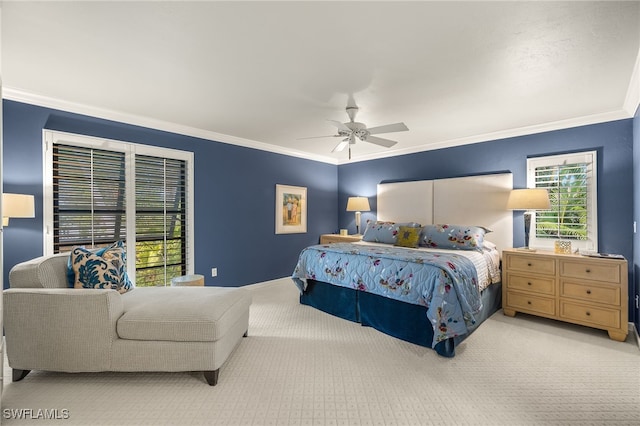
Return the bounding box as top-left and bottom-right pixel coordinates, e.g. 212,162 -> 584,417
292,243 -> 483,347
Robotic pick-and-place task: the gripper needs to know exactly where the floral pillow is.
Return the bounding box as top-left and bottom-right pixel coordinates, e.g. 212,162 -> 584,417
362,220 -> 422,244
394,226 -> 422,248
69,240 -> 133,294
420,224 -> 490,251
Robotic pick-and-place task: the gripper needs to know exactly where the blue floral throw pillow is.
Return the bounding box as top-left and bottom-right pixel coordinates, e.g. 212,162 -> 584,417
70,241 -> 133,294
420,224 -> 490,251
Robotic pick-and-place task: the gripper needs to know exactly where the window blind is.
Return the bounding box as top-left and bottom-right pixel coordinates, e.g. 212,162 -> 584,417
51,138 -> 191,287
135,155 -> 187,287
533,161 -> 591,240
53,144 -> 127,253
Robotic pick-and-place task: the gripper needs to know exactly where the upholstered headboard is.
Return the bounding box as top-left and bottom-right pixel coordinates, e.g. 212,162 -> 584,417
377,173 -> 513,252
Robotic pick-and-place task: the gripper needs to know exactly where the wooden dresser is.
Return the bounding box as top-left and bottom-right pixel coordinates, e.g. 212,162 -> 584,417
502,248 -> 628,341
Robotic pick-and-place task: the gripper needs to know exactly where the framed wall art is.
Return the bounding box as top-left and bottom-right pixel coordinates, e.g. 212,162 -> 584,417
275,184 -> 307,234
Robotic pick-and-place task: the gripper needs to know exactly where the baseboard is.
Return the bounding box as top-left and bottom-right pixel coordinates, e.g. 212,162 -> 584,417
245,276 -> 291,289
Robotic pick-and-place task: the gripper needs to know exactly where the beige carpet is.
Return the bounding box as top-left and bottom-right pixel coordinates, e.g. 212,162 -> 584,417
2,278 -> 639,425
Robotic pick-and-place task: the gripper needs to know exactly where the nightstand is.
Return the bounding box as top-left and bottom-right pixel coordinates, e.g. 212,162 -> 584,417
502,249 -> 628,341
320,234 -> 363,244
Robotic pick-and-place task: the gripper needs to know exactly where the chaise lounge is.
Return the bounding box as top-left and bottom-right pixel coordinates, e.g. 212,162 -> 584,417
3,252 -> 252,386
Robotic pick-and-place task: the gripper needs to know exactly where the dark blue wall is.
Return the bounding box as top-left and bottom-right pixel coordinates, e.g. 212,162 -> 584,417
3,98 -> 637,326
2,100 -> 338,288
338,119 -> 635,318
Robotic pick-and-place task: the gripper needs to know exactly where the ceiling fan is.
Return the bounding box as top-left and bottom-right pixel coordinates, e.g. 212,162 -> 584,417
301,105 -> 409,159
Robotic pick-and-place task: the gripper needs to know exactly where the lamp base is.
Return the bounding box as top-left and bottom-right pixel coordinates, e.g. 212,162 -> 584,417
522,212 -> 534,252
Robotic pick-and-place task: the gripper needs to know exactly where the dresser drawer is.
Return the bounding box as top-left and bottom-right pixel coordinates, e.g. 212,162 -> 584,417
559,260 -> 621,283
559,301 -> 620,329
506,291 -> 555,316
560,280 -> 620,306
506,273 -> 555,295
506,255 -> 556,275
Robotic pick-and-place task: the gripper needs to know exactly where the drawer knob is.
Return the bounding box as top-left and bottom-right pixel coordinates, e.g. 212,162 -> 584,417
586,289 -> 592,295
586,311 -> 591,316
527,301 -> 532,305
527,263 -> 532,267
527,282 -> 532,286
585,269 -> 591,273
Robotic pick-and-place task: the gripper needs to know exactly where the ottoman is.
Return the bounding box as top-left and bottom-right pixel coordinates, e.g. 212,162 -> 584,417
115,286 -> 252,385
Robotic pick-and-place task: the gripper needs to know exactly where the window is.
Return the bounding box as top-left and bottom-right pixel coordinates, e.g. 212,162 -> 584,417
44,131 -> 194,286
135,155 -> 187,286
527,151 -> 597,252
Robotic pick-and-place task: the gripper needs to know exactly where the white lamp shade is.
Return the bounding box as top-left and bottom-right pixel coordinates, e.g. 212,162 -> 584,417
346,197 -> 371,212
506,189 -> 550,210
3,193 -> 36,218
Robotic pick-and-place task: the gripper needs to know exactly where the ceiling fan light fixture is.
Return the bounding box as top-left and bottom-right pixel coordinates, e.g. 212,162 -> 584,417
302,105 -> 409,157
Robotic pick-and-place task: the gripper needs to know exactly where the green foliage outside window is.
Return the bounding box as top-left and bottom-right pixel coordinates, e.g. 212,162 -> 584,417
535,164 -> 588,240
135,239 -> 184,287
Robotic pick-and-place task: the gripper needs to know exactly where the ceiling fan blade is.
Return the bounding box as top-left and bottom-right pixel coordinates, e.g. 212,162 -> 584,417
362,135 -> 398,148
327,119 -> 351,133
332,140 -> 349,152
296,134 -> 340,140
366,122 -> 409,135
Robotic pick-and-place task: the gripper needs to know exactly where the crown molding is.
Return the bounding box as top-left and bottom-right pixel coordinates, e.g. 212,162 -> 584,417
2,87 -> 339,165
339,108 -> 633,165
623,46 -> 640,117
4,86 -> 634,168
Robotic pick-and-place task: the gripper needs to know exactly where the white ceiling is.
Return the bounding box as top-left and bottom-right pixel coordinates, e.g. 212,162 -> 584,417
2,1 -> 640,164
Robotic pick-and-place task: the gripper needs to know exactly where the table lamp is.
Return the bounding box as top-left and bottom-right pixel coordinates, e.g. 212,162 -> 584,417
506,188 -> 550,251
346,196 -> 370,235
2,193 -> 36,226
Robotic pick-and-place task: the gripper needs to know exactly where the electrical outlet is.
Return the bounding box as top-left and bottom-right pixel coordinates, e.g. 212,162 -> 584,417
211,267 -> 218,277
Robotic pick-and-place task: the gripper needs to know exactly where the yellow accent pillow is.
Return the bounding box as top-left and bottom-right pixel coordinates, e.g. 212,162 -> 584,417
394,226 -> 422,248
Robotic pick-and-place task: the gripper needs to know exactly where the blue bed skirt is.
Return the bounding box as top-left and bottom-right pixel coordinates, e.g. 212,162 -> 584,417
299,280 -> 502,357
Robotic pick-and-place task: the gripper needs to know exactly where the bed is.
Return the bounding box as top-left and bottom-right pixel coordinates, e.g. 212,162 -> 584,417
292,173 -> 513,357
